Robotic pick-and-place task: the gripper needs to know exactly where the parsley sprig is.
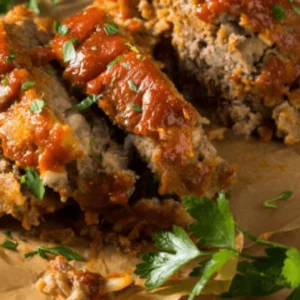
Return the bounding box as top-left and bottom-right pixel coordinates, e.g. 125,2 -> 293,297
135,192 -> 300,300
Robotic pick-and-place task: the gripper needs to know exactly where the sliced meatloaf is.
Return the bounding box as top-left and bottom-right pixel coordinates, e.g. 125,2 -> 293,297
105,0 -> 300,144
0,6 -> 136,227
51,4 -> 235,199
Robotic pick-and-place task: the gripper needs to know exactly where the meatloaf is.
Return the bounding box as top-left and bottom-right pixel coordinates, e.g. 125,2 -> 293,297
0,6 -> 136,227
104,0 -> 300,144
51,4 -> 235,199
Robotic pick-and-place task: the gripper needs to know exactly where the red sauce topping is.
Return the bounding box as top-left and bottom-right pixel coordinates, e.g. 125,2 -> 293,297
196,0 -> 300,60
52,6 -> 234,197
30,48 -> 56,66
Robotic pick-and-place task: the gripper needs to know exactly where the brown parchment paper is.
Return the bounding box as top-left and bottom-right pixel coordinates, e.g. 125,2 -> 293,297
1,1 -> 300,299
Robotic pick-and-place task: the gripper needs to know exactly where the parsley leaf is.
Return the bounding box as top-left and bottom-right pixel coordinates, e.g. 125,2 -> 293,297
3,231 -> 12,239
21,81 -> 36,91
107,55 -> 124,70
189,249 -> 237,300
63,40 -> 76,63
71,94 -> 99,111
54,21 -> 68,36
223,247 -> 288,297
30,99 -> 45,114
1,240 -> 18,250
131,104 -> 142,112
282,248 -> 300,289
183,193 -> 235,249
292,5 -> 300,16
128,79 -> 138,93
0,0 -> 12,14
90,137 -> 103,163
124,42 -> 140,53
272,5 -> 285,20
135,226 -> 202,290
104,23 -> 119,35
21,167 -> 45,200
5,52 -> 15,62
2,74 -> 9,86
24,245 -> 82,261
26,0 -> 40,14
91,45 -> 97,51
263,191 -> 293,208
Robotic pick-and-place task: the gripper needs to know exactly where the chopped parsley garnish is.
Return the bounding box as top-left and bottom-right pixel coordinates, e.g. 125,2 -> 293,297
0,0 -> 12,14
272,5 -> 286,20
292,5 -> 300,16
45,65 -> 56,76
124,42 -> 140,53
21,81 -> 36,91
24,245 -> 82,261
30,99 -> 46,114
137,54 -> 144,61
91,45 -> 98,51
122,62 -> 129,69
71,94 -> 100,111
3,231 -> 12,239
21,167 -> 45,200
109,75 -> 117,88
26,0 -> 40,14
135,192 -> 300,300
107,55 -> 124,70
1,74 -> 9,86
70,37 -> 80,45
128,79 -> 138,93
104,23 -> 119,35
63,40 -> 77,63
1,240 -> 18,250
263,190 -> 293,209
5,52 -> 16,62
131,104 -> 143,112
90,137 -> 103,163
54,21 -> 68,36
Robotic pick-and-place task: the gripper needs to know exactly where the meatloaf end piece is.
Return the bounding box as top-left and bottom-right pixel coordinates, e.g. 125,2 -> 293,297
51,5 -> 235,198
115,0 -> 300,144
0,6 -> 136,226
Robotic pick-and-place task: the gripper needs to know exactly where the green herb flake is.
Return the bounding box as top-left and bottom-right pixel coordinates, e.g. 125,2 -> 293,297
292,5 -> 300,16
30,99 -> 46,114
21,81 -> 36,91
91,45 -> 98,51
104,23 -> 119,35
21,167 -> 45,200
71,94 -> 99,111
70,37 -> 80,45
128,79 -> 138,93
24,245 -> 82,261
131,104 -> 143,112
2,74 -> 9,86
26,0 -> 40,14
124,42 -> 140,53
122,62 -> 129,69
63,40 -> 77,63
263,191 -> 293,209
0,0 -> 13,14
5,52 -> 16,63
1,240 -> 18,250
90,137 -> 103,163
272,5 -> 286,20
107,55 -> 124,70
3,231 -> 12,239
54,21 -> 68,36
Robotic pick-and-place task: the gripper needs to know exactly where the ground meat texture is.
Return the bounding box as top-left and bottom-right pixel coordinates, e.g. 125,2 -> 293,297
118,0 -> 300,144
37,256 -> 106,300
51,5 -> 235,198
0,6 -> 136,226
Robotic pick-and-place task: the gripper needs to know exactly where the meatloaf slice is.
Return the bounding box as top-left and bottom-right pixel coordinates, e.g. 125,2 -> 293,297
109,0 -> 300,144
0,6 -> 136,226
51,5 -> 235,198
